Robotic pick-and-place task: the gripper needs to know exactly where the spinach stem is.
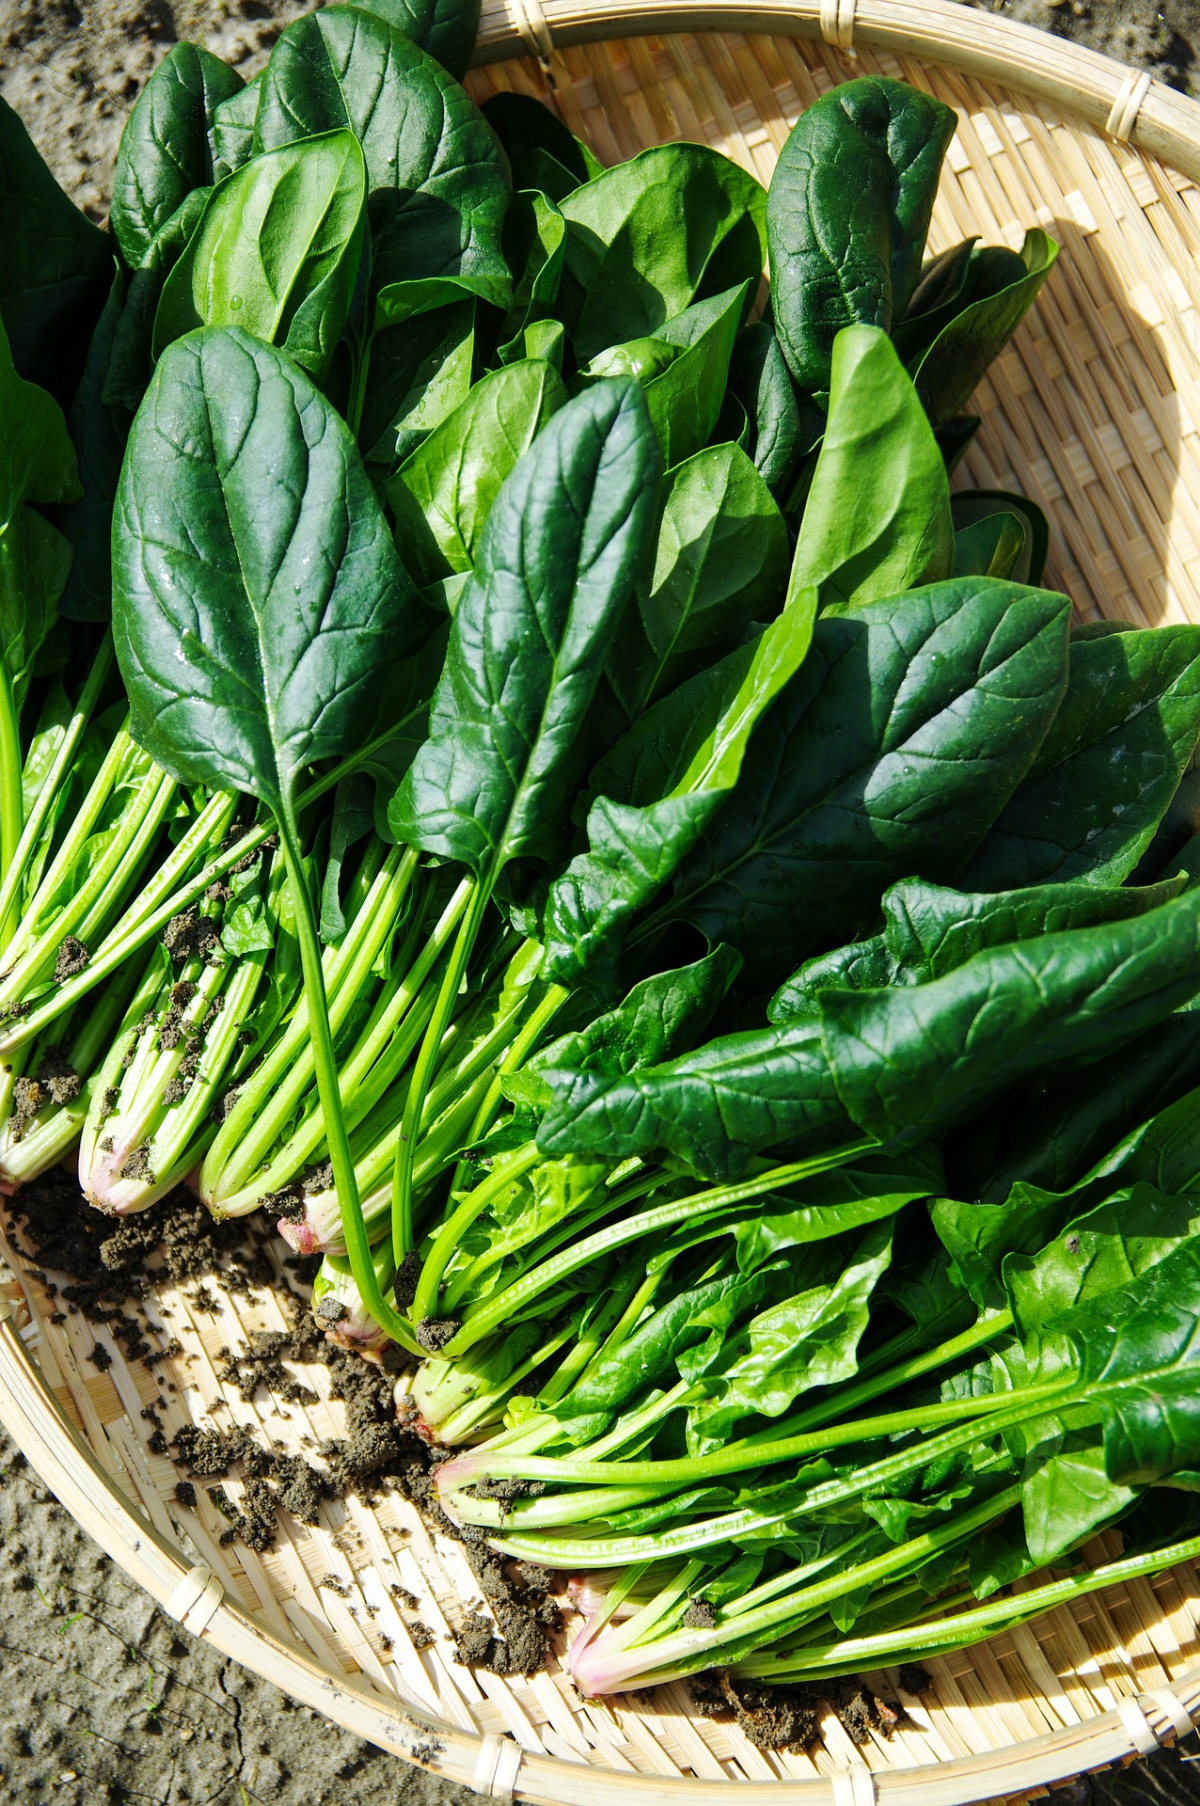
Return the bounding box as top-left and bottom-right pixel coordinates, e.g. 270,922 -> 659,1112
392,876 -> 492,1263
0,630 -> 114,953
275,805 -> 418,1353
0,669 -> 25,912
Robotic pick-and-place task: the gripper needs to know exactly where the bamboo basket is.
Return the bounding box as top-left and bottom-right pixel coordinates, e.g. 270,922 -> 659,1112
6,1 -> 1200,1800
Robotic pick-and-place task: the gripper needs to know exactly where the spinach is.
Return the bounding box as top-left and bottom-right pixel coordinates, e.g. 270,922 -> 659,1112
387,356 -> 567,585
358,299 -> 474,467
152,131 -> 368,380
951,488 -> 1049,585
255,6 -> 509,297
656,575 -> 1070,986
911,231 -> 1058,430
0,317 -> 81,867
826,888 -> 1200,1145
482,92 -> 602,198
557,144 -> 766,362
766,77 -> 956,393
113,325 -> 423,1346
787,325 -> 951,611
54,269 -> 129,622
605,440 -> 790,723
352,0 -> 483,79
962,623 -> 1200,889
212,74 -> 263,181
391,378 -> 660,874
597,284 -> 747,471
110,43 -> 243,271
726,322 -> 804,498
0,96 -> 110,402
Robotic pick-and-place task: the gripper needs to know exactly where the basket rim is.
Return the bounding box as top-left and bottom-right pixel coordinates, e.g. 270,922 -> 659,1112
7,5 -> 1200,1801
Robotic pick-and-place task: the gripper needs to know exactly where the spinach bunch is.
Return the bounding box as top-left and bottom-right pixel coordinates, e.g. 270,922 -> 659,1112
9,23 -> 1193,1699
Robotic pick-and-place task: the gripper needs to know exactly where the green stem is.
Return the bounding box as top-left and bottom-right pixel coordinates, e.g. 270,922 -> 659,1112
275,806 -> 418,1354
0,631 -> 114,951
392,876 -> 492,1263
410,1141 -> 542,1325
732,1527 -> 1200,1682
0,671 -> 21,905
445,1383 -> 1065,1493
438,1142 -> 875,1358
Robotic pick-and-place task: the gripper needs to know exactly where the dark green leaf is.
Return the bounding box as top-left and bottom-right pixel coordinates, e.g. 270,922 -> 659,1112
110,43 -> 243,271
951,511 -> 1025,580
53,266 -> 129,623
113,326 -> 422,818
962,623 -> 1200,889
660,575 -> 1070,987
481,91 -> 601,195
255,7 -> 509,296
0,95 -> 111,402
358,300 -> 474,467
386,356 -> 567,586
931,1185 -> 1074,1314
102,186 -> 211,413
734,1152 -> 941,1274
152,131 -> 368,380
558,144 -> 766,363
350,0 -> 482,79
825,888 -> 1200,1146
913,230 -> 1057,429
536,1013 -> 851,1179
951,488 -> 1048,585
389,378 -> 661,876
766,76 -> 957,392
637,284 -> 747,470
0,315 -> 81,709
787,325 -> 951,611
726,321 -> 803,498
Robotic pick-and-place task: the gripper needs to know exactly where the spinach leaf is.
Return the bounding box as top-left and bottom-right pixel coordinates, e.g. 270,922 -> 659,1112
735,1152 -> 942,1274
152,130 -> 368,380
390,377 -> 661,876
606,440 -> 789,723
558,144 -> 766,362
110,43 -> 244,272
535,1014 -> 851,1179
112,326 -> 422,816
0,316 -> 81,730
951,511 -> 1025,580
726,322 -> 803,498
358,300 -> 474,467
766,77 -> 957,393
482,92 -> 602,197
962,623 -> 1200,889
825,888 -> 1200,1146
932,1185 -> 1083,1315
103,187 -> 211,413
212,73 -> 263,181
0,95 -> 111,402
658,575 -> 1070,987
967,1007 -> 1200,1203
541,571 -> 821,992
498,189 -> 566,360
686,1222 -> 894,1451
351,0 -> 482,79
787,325 -> 951,611
951,488 -> 1049,585
255,6 -> 509,296
630,284 -> 746,471
523,944 -> 742,1101
912,230 -> 1057,429
1005,1185 -> 1200,1340
769,875 -> 1180,1025
891,236 -> 978,362
54,267 -> 128,622
386,356 -> 567,586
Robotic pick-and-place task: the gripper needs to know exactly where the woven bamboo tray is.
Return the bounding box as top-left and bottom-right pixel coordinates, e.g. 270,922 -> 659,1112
6,2 -> 1200,1800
